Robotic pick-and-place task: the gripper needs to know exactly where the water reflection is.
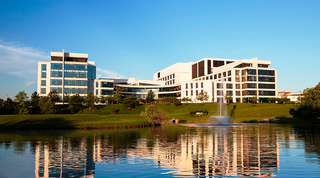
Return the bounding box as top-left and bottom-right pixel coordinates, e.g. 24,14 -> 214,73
0,124 -> 320,177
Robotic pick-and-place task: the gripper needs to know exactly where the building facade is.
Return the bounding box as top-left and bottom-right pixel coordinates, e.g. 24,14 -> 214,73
37,50 -> 96,101
155,57 -> 277,103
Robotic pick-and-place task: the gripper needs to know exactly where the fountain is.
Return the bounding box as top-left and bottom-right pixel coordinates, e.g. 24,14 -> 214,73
208,77 -> 230,125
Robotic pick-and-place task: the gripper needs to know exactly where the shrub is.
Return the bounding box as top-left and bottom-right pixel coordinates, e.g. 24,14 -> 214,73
190,110 -> 209,117
140,104 -> 167,125
111,107 -> 117,114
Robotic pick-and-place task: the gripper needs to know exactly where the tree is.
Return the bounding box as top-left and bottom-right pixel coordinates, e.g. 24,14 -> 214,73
64,93 -> 70,103
290,82 -> 320,118
107,95 -> 115,105
181,97 -> 191,104
123,95 -> 139,109
85,91 -> 95,111
279,93 -> 289,105
48,90 -> 60,102
39,97 -> 55,114
17,101 -> 30,115
146,90 -> 155,103
30,91 -> 41,114
14,91 -> 29,103
69,94 -> 83,110
267,98 -> 273,103
114,89 -> 122,104
196,91 -> 209,104
100,96 -> 106,103
225,93 -> 233,104
140,104 -> 167,125
2,98 -> 17,114
250,95 -> 258,105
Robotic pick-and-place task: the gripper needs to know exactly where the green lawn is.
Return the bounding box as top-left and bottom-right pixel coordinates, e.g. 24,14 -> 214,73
0,103 -> 318,130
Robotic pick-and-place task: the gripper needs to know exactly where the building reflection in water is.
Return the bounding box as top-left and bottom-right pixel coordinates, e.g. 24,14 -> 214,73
33,126 -> 279,177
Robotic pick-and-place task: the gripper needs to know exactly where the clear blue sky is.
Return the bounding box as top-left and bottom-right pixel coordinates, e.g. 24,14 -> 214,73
0,0 -> 319,99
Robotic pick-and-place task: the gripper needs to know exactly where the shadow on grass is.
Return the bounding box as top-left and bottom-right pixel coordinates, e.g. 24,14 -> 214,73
0,117 -> 76,130
277,116 -> 320,123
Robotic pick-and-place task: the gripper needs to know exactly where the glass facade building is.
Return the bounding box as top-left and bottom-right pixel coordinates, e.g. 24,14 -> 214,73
38,51 -> 96,101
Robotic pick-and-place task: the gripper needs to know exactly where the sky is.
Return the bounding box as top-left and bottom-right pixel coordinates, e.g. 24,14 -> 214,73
0,0 -> 319,99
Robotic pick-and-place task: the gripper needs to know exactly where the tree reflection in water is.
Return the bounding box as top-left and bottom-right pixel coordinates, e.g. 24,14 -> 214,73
0,124 -> 320,177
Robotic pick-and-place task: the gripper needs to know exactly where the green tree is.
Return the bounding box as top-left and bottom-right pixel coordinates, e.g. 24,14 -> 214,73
69,94 -> 83,110
17,101 -> 30,115
107,95 -> 115,104
48,90 -> 60,102
140,104 -> 167,125
114,89 -> 122,104
146,90 -> 155,103
225,93 -> 233,104
290,82 -> 320,118
181,97 -> 191,104
279,93 -> 289,105
85,91 -> 95,111
30,91 -> 41,114
123,95 -> 139,109
14,91 -> 29,103
64,93 -> 70,103
267,98 -> 274,103
196,91 -> 209,104
2,98 -> 17,114
39,97 -> 55,114
250,94 -> 258,105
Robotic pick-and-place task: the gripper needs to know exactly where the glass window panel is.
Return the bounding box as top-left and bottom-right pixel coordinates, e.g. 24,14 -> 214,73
41,88 -> 46,94
41,64 -> 46,71
41,72 -> 46,78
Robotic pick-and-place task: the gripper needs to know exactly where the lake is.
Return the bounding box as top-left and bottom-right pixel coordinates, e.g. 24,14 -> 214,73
0,123 -> 319,178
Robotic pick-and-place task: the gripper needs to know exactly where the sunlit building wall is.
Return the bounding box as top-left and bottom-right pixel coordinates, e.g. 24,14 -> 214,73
37,50 -> 96,100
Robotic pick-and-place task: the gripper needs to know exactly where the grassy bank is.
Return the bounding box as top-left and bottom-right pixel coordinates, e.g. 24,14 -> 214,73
0,103 -> 319,130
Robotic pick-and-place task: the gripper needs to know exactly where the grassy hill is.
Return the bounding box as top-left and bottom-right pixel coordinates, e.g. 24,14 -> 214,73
1,103 -> 318,130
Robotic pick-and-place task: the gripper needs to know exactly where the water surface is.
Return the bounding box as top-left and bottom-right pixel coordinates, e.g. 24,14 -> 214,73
0,124 -> 320,177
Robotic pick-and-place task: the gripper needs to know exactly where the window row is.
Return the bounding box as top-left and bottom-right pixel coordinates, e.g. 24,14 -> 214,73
186,82 -> 204,89
50,87 -> 88,94
160,73 -> 175,81
51,63 -> 87,71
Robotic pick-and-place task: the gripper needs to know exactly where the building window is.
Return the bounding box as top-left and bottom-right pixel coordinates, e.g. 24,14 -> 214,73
196,83 -> 198,88
173,73 -> 175,78
41,80 -> 46,86
96,89 -> 98,95
191,90 -> 193,96
186,83 -> 188,89
223,72 -> 226,77
214,74 -> 217,79
218,73 -> 221,78
217,90 -> 223,96
228,70 -> 231,76
236,91 -> 241,96
170,75 -> 172,79
201,82 -> 203,88
228,77 -> 231,81
41,64 -> 46,71
186,91 -> 188,96
191,83 -> 193,89
236,84 -> 240,89
210,75 -> 213,80
173,79 -> 175,84
41,88 -> 46,94
158,72 -> 160,78
196,90 -> 198,95
226,84 -> 233,89
96,82 -> 98,87
217,83 -> 223,89
41,72 -> 46,78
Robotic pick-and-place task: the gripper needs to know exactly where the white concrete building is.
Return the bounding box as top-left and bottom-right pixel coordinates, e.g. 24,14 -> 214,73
37,50 -> 96,101
154,57 -> 277,103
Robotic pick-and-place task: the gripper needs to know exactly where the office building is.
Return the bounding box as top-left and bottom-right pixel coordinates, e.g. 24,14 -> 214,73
37,50 -> 96,101
155,57 -> 277,103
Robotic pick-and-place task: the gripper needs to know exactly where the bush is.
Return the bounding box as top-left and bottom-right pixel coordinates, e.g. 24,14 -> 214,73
111,107 -> 117,114
140,104 -> 167,125
190,110 -> 209,117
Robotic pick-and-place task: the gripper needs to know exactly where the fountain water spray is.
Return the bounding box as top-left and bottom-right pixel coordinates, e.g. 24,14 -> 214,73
208,76 -> 230,125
